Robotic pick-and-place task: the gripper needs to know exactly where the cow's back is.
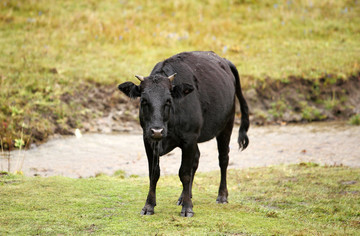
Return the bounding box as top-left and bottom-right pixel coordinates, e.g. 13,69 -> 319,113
151,51 -> 236,143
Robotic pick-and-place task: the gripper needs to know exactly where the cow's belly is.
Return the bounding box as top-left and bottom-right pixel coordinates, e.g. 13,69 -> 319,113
197,98 -> 235,143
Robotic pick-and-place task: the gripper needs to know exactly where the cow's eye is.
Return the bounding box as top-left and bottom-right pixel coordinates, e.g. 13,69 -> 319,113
141,99 -> 148,106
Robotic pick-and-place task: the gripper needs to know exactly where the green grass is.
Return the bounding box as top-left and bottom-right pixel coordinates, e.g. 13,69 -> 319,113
349,114 -> 360,125
1,0 -> 360,144
1,164 -> 359,235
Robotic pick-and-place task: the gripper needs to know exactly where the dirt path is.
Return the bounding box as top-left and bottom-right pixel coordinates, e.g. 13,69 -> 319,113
1,122 -> 359,178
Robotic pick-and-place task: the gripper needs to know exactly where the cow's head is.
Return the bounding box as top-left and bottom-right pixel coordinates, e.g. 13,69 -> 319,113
118,74 -> 194,141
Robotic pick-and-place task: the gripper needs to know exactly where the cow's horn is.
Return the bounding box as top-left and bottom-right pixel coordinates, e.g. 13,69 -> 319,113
168,73 -> 177,82
135,75 -> 144,82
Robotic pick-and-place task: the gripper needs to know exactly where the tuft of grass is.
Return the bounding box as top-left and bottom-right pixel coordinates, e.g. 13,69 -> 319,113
0,164 -> 359,235
112,169 -> 126,179
300,101 -> 326,121
269,99 -> 287,119
349,114 -> 360,126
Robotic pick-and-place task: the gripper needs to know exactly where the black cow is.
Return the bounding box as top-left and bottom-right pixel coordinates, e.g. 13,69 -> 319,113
118,51 -> 249,217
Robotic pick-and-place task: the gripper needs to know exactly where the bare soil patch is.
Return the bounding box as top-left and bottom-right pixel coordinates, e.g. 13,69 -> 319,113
245,73 -> 360,125
3,122 -> 359,178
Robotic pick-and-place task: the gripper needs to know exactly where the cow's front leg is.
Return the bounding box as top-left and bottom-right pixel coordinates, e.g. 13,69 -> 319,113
141,140 -> 160,215
177,145 -> 200,206
178,142 -> 198,217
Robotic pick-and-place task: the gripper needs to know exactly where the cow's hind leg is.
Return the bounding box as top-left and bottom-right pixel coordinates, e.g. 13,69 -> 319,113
216,116 -> 234,204
177,145 -> 200,206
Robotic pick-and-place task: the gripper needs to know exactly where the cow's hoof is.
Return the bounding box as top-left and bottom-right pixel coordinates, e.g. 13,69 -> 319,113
180,207 -> 194,217
216,195 -> 228,204
140,205 -> 154,215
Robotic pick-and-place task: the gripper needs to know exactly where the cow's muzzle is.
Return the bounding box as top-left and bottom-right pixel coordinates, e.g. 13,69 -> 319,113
151,128 -> 164,140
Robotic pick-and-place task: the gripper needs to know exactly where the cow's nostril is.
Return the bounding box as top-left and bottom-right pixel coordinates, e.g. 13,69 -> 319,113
151,128 -> 163,139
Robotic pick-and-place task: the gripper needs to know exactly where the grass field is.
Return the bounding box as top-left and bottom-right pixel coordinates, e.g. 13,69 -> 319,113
1,0 -> 360,145
1,164 -> 359,235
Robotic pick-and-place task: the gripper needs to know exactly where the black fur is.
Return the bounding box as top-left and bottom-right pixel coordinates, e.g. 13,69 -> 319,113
118,82 -> 140,99
118,51 -> 250,217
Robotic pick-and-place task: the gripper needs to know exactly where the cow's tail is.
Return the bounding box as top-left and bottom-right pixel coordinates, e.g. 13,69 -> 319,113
228,61 -> 249,150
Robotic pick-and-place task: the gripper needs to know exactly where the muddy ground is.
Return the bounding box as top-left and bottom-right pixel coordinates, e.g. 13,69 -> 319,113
3,122 -> 360,178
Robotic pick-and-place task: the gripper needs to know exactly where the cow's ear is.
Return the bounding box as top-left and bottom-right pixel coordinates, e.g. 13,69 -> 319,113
171,83 -> 194,99
118,82 -> 141,98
